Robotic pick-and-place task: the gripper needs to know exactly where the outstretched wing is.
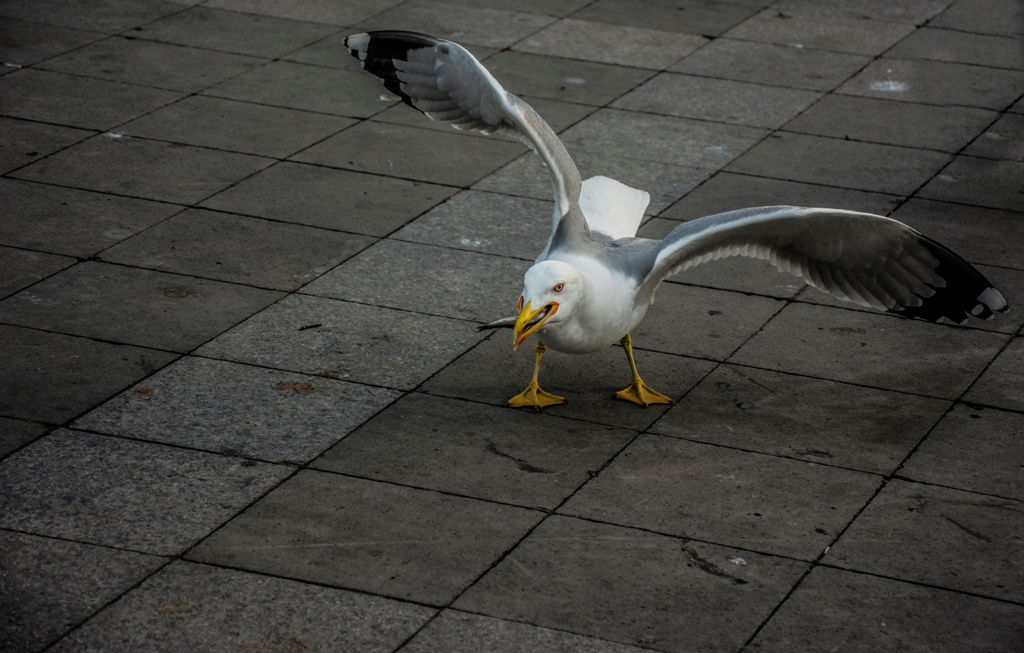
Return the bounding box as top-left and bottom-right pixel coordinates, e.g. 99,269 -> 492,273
344,30 -> 586,247
643,206 -> 1008,323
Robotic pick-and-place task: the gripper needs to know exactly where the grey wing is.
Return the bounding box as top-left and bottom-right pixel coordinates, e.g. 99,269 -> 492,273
643,206 -> 1008,323
344,31 -> 584,239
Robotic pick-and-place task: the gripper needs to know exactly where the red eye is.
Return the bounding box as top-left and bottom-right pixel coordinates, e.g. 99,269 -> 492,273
553,282 -> 565,292
517,295 -> 524,310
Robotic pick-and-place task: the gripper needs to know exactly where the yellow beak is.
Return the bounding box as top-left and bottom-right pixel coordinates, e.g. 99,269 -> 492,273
513,300 -> 558,350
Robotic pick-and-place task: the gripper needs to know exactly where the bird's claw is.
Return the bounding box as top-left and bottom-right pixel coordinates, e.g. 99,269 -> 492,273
508,383 -> 566,411
615,380 -> 671,407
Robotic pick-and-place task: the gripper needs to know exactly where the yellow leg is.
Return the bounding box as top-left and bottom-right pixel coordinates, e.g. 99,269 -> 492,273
615,334 -> 671,407
508,341 -> 566,410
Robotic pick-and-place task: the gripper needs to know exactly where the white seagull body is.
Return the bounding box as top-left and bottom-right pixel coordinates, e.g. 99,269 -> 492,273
345,30 -> 1008,408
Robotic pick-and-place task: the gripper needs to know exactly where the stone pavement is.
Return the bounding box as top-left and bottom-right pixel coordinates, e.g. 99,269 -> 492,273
1,0 -> 1023,650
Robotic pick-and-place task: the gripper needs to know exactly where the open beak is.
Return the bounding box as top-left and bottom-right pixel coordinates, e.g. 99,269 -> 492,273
513,300 -> 558,350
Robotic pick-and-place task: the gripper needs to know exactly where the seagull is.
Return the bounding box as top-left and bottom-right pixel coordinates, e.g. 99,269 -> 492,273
344,30 -> 1009,410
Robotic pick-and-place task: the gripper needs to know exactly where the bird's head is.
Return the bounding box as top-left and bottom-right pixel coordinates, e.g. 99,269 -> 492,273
513,261 -> 583,349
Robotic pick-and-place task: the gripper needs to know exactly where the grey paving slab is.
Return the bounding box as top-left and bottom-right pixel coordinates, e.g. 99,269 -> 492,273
918,156 -> 1024,212
294,121 -> 524,187
658,172 -> 903,222
0,117 -> 92,175
0,417 -> 46,460
118,95 -> 354,158
964,113 -> 1024,162
726,5 -> 915,55
205,0 -> 402,25
1010,95 -> 1024,113
0,530 -> 165,653
0,68 -> 183,131
514,20 -> 707,70
725,132 -> 951,195
76,356 -> 401,464
13,134 -> 271,205
0,325 -> 177,424
475,149 -> 708,216
196,294 -> 486,390
479,51 -> 655,106
200,162 -> 456,236
49,561 -> 435,653
0,261 -> 282,352
132,6 -> 337,58
203,60 -> 395,118
630,229 -> 805,298
302,239 -> 526,322
749,565 -> 1024,652
40,36 -> 263,93
652,364 -> 949,475
0,0 -> 190,34
900,403 -> 1024,501
187,470 -> 544,605
0,18 -> 104,67
670,38 -> 871,91
403,610 -> 654,653
836,58 -> 1024,109
782,94 -> 997,152
443,0 -> 591,16
561,434 -> 881,560
825,479 -> 1024,603
571,0 -> 762,36
631,282 -> 785,360
393,190 -> 554,259
455,516 -> 808,652
930,0 -> 1024,35
891,199 -> 1024,270
0,429 -> 291,555
0,178 -> 181,258
0,246 -> 75,299
772,0 -> 954,24
963,336 -> 1024,411
422,334 -> 716,431
613,73 -> 821,130
729,303 -> 1009,398
356,0 -> 556,49
99,209 -> 373,291
887,26 -> 1024,70
312,393 -> 635,510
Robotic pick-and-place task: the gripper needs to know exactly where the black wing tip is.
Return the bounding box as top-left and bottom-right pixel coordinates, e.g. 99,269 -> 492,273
892,236 -> 1009,324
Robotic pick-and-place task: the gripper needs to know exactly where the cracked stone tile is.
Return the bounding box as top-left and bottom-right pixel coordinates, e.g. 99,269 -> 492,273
100,209 -> 372,291
0,179 -> 180,258
312,393 -> 635,509
48,561 -> 435,653
0,246 -> 75,300
750,566 -> 1024,652
0,69 -> 183,132
729,303 -> 1009,399
825,479 -> 1024,603
0,429 -> 291,555
0,261 -> 283,352
0,325 -> 177,424
187,470 -> 544,605
653,364 -> 949,475
613,73 -> 821,129
76,357 -> 401,464
0,117 -> 92,176
454,516 -> 808,652
302,239 -> 526,322
196,294 -> 486,390
0,530 -> 165,653
670,38 -> 870,91
560,434 -> 882,559
900,403 -> 1024,500
200,162 -> 456,236
515,19 -> 707,70
356,0 -> 556,48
